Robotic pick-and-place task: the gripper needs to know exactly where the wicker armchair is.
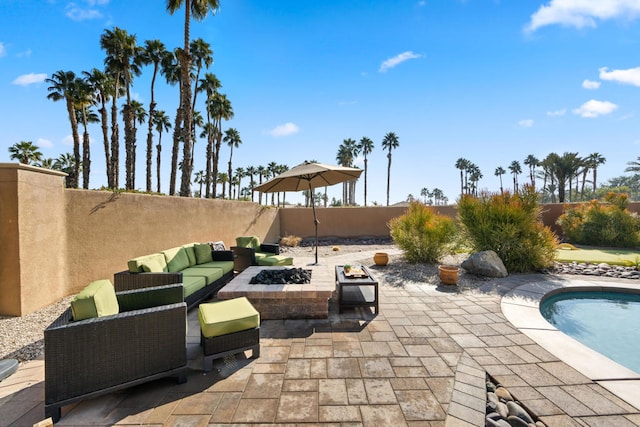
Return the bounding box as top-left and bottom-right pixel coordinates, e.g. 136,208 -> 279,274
44,284 -> 188,422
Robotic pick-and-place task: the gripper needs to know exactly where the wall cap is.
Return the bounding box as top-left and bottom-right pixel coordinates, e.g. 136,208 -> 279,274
0,162 -> 67,177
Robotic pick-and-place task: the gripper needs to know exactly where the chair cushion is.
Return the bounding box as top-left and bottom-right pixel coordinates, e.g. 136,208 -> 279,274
127,253 -> 167,273
199,297 -> 260,338
182,275 -> 207,298
195,243 -> 213,264
182,243 -> 198,266
194,260 -> 234,275
163,247 -> 191,272
236,236 -> 260,249
71,279 -> 120,321
258,255 -> 294,266
182,266 -> 224,284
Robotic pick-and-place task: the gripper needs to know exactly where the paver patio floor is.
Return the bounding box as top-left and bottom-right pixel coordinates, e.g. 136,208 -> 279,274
1,249 -> 639,426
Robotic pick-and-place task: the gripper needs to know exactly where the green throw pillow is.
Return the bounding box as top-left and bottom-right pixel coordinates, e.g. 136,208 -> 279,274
182,243 -> 198,266
141,257 -> 166,272
195,243 -> 213,264
163,247 -> 191,272
71,279 -> 119,321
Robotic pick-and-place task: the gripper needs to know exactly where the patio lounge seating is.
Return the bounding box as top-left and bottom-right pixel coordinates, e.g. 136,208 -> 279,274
231,236 -> 293,272
44,280 -> 187,422
114,242 -> 235,310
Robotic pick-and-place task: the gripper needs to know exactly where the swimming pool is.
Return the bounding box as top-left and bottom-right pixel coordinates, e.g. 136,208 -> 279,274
540,290 -> 640,375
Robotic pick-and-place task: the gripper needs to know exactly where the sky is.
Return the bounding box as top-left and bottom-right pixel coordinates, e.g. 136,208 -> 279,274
2,0 -> 640,206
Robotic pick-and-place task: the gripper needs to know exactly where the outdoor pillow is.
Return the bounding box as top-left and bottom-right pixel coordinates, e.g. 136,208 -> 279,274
208,240 -> 227,251
71,279 -> 119,321
163,247 -> 191,272
195,243 -> 213,264
127,253 -> 167,273
182,243 -> 198,266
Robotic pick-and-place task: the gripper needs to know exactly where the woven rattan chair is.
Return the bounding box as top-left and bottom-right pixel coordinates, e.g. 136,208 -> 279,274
44,284 -> 188,422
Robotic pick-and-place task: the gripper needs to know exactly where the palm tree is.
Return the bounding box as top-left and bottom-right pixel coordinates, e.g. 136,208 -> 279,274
494,166 -> 506,195
139,39 -> 169,192
256,165 -> 266,204
46,70 -> 80,188
72,77 -> 96,189
223,128 -> 242,199
455,158 -> 469,197
125,100 -> 147,189
420,187 -> 429,204
625,157 -> 640,174
8,141 -> 42,165
468,163 -> 482,196
189,38 -> 213,132
547,152 -> 581,202
588,152 -> 606,193
336,140 -> 355,205
82,68 -> 113,187
245,166 -> 257,201
381,132 -> 399,206
508,160 -> 522,193
523,154 -> 539,187
234,166 -> 245,200
217,172 -> 229,198
162,49 -> 182,195
193,170 -> 205,196
166,0 -> 220,197
207,92 -> 233,198
54,153 -> 77,187
101,27 -> 141,190
358,136 -> 374,206
198,72 -> 222,197
153,110 -> 171,193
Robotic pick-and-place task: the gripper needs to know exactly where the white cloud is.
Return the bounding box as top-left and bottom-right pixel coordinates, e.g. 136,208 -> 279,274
547,108 -> 567,116
573,99 -> 618,118
582,79 -> 600,89
12,73 -> 47,86
266,122 -> 299,137
0,42 -> 6,58
66,2 -> 103,21
37,138 -> 53,148
379,51 -> 423,73
599,66 -> 640,87
525,0 -> 640,33
518,119 -> 534,128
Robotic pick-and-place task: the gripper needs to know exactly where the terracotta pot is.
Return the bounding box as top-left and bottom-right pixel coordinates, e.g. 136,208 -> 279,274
373,252 -> 389,266
438,265 -> 459,285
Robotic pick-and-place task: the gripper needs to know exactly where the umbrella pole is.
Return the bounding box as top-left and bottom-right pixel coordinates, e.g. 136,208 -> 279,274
308,182 -> 319,265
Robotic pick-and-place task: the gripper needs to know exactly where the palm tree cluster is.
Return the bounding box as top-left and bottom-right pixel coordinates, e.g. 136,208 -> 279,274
42,1 -> 228,195
419,187 -> 448,206
335,132 -> 399,207
458,152 -> 607,203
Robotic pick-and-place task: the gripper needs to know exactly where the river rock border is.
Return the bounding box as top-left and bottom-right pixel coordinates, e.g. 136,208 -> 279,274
486,374 -> 546,427
549,262 -> 640,279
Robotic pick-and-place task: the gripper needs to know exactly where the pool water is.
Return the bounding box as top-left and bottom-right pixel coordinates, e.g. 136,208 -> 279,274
540,291 -> 640,375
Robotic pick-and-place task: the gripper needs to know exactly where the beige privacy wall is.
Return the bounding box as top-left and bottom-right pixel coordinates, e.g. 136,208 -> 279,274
0,164 -> 279,316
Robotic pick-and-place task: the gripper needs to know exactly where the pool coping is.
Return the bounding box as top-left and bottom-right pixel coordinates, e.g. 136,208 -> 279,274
501,274 -> 640,411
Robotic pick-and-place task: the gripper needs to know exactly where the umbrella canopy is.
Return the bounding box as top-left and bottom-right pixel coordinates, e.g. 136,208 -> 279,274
255,161 -> 363,264
255,161 -> 363,193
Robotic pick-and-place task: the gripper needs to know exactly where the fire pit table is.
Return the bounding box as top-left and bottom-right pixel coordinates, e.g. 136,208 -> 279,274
217,266 -> 335,319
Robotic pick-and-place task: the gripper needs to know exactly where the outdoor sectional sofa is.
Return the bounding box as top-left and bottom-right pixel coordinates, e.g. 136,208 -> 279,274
114,242 -> 235,310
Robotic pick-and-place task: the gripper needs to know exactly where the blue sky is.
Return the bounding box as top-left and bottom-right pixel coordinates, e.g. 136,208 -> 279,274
2,0 -> 640,205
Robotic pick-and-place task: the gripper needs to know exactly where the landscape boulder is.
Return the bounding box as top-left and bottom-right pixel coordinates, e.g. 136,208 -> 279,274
461,251 -> 508,278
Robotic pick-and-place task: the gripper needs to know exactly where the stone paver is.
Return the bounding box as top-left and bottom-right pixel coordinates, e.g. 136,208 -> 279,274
3,250 -> 640,426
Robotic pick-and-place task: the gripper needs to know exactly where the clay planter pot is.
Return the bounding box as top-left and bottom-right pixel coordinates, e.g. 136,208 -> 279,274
438,265 -> 459,285
373,252 -> 389,266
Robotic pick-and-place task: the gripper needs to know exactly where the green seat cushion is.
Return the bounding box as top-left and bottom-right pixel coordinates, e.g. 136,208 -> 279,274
258,255 -> 294,266
198,297 -> 260,338
236,236 -> 260,249
163,247 -> 191,272
254,251 -> 268,261
182,275 -> 207,298
194,243 -> 213,264
127,253 -> 167,273
195,260 -> 234,275
71,279 -> 120,321
182,266 -> 224,285
182,243 -> 198,266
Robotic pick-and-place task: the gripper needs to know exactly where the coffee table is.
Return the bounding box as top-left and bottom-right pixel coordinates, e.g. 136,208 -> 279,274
335,265 -> 378,314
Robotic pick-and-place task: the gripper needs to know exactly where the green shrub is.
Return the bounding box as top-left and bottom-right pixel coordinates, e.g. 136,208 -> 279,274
389,202 -> 458,264
457,187 -> 557,272
557,193 -> 640,247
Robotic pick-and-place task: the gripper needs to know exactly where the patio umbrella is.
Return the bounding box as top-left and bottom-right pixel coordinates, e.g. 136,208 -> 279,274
255,161 -> 363,264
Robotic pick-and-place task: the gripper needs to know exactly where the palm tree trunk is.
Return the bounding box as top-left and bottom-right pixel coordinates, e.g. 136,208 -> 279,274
386,152 -> 392,206
81,112 -> 91,189
169,105 -> 182,196
179,2 -> 194,197
364,157 -> 368,206
99,102 -> 111,188
110,78 -> 120,189
156,133 -> 162,193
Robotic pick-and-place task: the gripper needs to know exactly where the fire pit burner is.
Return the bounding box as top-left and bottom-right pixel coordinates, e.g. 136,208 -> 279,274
249,268 -> 312,285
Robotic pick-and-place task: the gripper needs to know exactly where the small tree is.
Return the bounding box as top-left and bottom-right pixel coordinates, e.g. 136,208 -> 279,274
389,202 -> 458,263
457,186 -> 557,272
